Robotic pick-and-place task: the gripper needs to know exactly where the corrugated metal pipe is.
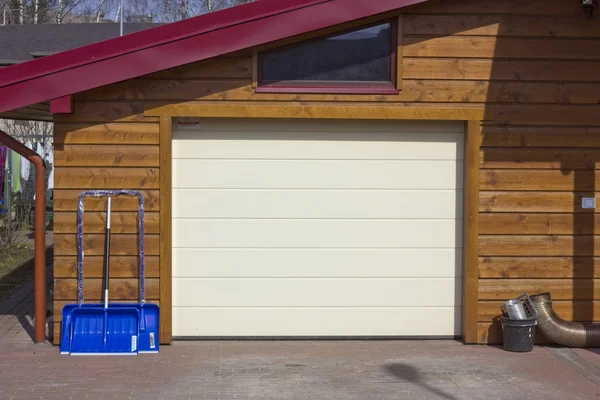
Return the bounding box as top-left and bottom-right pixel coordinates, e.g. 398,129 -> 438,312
530,293 -> 600,348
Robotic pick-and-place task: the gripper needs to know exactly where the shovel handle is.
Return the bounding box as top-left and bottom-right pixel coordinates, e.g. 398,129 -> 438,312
77,190 -> 146,306
104,198 -> 111,309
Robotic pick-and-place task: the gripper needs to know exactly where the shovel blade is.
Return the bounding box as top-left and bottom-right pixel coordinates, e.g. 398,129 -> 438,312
68,306 -> 140,355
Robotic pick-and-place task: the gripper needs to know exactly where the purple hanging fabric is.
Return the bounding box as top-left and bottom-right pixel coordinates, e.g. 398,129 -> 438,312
0,145 -> 6,203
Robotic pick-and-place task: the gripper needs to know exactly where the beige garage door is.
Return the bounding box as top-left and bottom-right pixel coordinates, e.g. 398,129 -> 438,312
172,118 -> 463,337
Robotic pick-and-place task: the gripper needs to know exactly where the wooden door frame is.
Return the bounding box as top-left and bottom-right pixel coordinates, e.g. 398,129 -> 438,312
159,116 -> 173,344
154,105 -> 481,344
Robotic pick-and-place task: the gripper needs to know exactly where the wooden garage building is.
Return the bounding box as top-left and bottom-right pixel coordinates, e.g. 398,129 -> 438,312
1,0 -> 599,345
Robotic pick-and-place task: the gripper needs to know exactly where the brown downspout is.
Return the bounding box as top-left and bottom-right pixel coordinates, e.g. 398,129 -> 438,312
0,129 -> 46,344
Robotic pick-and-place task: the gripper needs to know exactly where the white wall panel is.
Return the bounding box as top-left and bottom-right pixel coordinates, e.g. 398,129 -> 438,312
172,219 -> 460,248
172,278 -> 461,307
172,248 -> 461,278
173,308 -> 461,337
173,159 -> 462,189
173,189 -> 462,219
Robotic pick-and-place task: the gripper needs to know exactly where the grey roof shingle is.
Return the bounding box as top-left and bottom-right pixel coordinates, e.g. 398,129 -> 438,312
0,23 -> 161,65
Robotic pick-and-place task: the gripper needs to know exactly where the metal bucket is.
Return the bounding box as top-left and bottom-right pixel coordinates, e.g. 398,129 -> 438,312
505,299 -> 527,320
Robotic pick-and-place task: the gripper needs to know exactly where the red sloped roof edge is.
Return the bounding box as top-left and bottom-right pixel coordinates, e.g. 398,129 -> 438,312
0,0 -> 428,114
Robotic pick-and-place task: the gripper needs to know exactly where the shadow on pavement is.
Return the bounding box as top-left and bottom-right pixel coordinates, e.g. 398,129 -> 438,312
384,363 -> 459,400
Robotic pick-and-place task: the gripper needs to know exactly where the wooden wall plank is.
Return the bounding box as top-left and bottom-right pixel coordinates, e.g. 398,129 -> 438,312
145,101 -> 485,120
481,149 -> 600,170
479,213 -> 600,235
80,79 -> 252,102
406,0 -> 581,16
80,81 -> 402,103
403,36 -> 600,60
404,58 -> 600,82
479,301 -> 600,322
402,81 -> 600,105
54,234 -> 160,256
53,190 -> 160,212
54,123 -> 160,145
54,278 -> 160,300
53,323 -> 61,345
479,278 -> 600,300
143,57 -> 252,79
405,15 -> 600,38
147,102 -> 600,126
54,212 -> 160,234
477,322 -> 503,344
54,300 -> 160,322
54,145 -> 160,167
251,52 -> 258,88
54,167 -> 159,189
55,102 -> 159,123
463,121 -> 480,344
479,192 -> 597,213
480,170 -> 600,191
480,235 -> 600,256
481,126 -> 600,148
478,322 -> 552,345
77,79 -> 600,105
54,256 -> 160,278
159,116 -> 173,344
479,257 -> 600,279
491,105 -> 600,126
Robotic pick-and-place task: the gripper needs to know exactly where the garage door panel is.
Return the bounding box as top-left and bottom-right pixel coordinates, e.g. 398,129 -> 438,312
172,118 -> 463,337
176,118 -> 465,134
173,219 -> 461,248
172,248 -> 462,278
173,307 -> 461,337
173,189 -> 462,219
173,132 -> 464,160
173,159 -> 462,189
172,278 -> 461,307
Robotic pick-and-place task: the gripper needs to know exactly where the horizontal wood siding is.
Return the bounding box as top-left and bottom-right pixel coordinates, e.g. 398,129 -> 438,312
55,0 -> 600,344
53,97 -> 160,344
404,0 -> 600,344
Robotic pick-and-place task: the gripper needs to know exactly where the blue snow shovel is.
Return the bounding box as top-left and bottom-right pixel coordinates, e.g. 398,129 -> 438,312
60,190 -> 159,355
61,197 -> 139,355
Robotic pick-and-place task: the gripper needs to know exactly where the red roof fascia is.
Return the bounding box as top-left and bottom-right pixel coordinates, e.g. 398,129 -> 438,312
0,0 -> 427,114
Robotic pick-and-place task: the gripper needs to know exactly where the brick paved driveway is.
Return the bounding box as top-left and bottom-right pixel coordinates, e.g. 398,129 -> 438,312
2,283 -> 600,400
2,338 -> 600,400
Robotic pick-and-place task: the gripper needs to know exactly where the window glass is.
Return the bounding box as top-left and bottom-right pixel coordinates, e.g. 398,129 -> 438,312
259,22 -> 393,85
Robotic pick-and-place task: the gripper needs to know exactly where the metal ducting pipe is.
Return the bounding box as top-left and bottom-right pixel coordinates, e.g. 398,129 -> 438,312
530,292 -> 600,348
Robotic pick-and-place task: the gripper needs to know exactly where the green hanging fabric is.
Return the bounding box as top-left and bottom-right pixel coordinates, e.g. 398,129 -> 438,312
12,150 -> 20,193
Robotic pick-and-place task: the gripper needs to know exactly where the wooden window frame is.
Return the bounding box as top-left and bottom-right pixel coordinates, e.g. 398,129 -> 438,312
255,19 -> 400,95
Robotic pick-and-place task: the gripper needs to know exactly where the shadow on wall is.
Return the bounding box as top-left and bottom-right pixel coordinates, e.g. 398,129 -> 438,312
403,0 -> 600,341
384,363 -> 459,400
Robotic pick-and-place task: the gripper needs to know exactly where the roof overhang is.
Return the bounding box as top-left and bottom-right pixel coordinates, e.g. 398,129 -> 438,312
0,0 -> 428,116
